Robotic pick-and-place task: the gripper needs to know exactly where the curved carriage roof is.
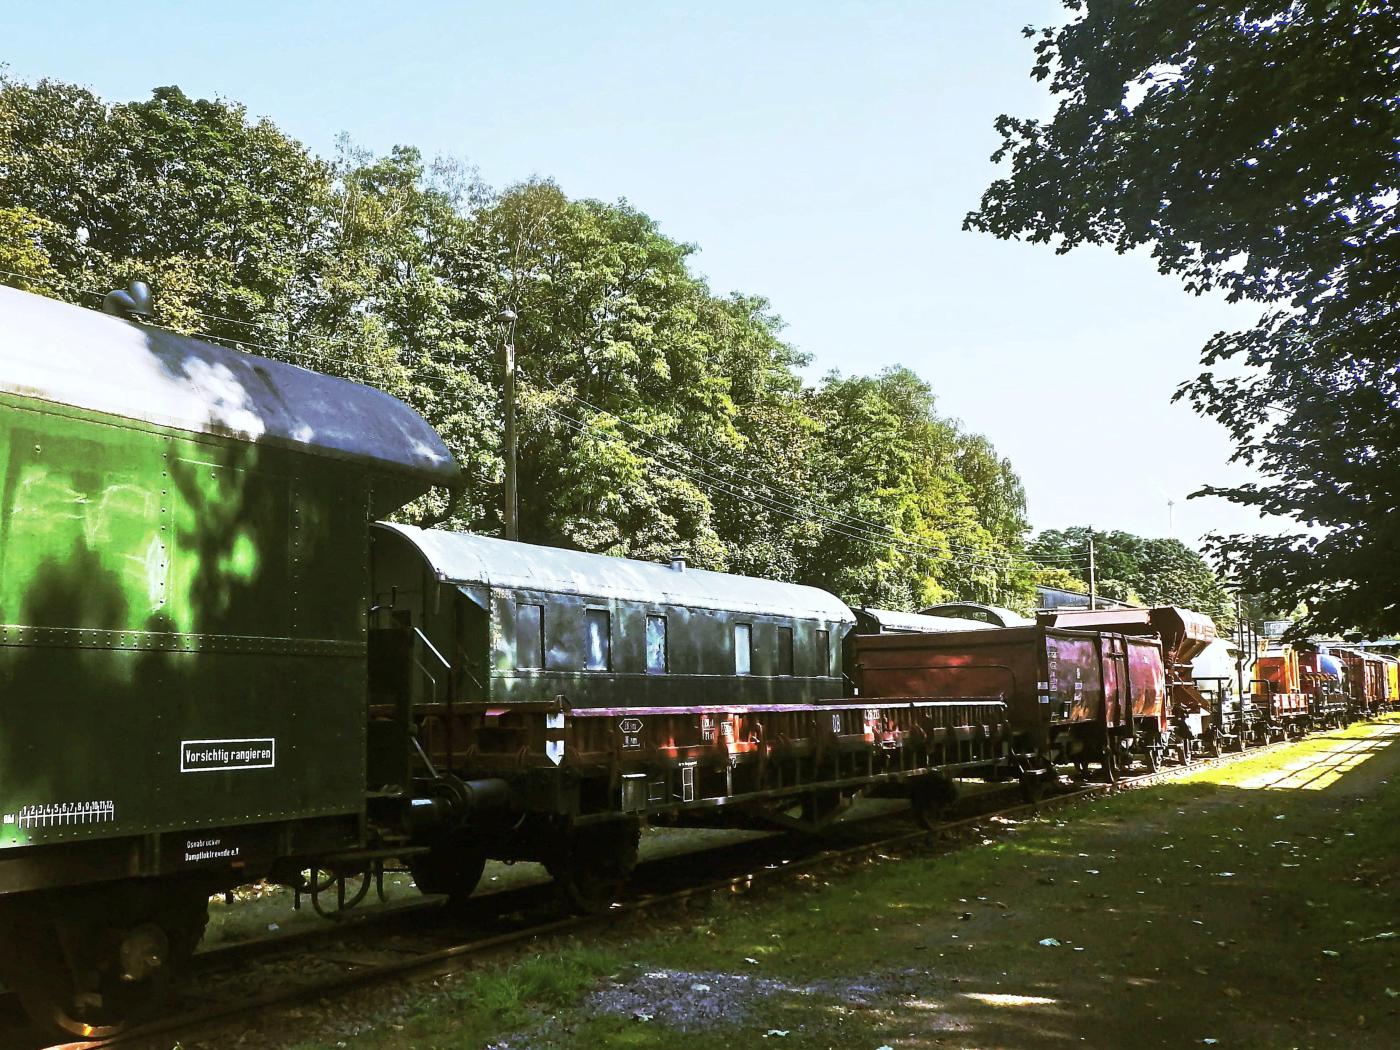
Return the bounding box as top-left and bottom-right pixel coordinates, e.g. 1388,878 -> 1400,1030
0,285 -> 457,484
856,607 -> 995,633
378,523 -> 856,623
917,602 -> 1033,627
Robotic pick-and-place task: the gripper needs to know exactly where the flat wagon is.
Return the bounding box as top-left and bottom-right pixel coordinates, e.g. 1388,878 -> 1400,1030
366,525 -> 1012,909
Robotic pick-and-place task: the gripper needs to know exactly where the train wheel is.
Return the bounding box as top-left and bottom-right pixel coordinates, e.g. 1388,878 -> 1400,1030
1096,745 -> 1121,784
2,880 -> 209,1038
909,774 -> 959,830
1017,757 -> 1054,804
547,818 -> 640,915
1143,745 -> 1161,773
1018,770 -> 1046,804
409,840 -> 488,907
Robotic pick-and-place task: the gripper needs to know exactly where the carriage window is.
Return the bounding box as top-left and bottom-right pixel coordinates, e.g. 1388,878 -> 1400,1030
816,629 -> 830,675
777,626 -> 794,676
734,623 -> 752,676
646,615 -> 668,674
516,604 -> 544,669
585,609 -> 611,671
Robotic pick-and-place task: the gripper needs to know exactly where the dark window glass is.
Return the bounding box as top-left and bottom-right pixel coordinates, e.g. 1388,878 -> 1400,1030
585,608 -> 611,671
734,623 -> 752,676
645,615 -> 668,674
816,629 -> 830,675
777,626 -> 794,676
516,604 -> 543,669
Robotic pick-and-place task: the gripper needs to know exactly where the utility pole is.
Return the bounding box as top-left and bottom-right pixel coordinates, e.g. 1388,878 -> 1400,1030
1087,528 -> 1097,610
496,308 -> 519,541
1235,593 -> 1246,703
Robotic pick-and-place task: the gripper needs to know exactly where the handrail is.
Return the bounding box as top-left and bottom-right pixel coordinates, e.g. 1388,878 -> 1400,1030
411,627 -> 455,772
413,627 -> 451,670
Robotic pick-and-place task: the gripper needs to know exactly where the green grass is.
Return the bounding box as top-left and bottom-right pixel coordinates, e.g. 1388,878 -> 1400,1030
258,718 -> 1400,1049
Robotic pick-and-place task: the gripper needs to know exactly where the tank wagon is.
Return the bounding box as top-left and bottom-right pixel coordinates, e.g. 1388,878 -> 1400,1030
853,624 -> 1168,798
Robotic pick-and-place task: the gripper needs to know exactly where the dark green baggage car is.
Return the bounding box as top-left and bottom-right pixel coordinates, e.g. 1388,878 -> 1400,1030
0,285 -> 456,1034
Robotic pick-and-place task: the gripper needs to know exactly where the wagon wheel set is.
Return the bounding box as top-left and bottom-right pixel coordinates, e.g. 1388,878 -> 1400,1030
0,879 -> 211,1038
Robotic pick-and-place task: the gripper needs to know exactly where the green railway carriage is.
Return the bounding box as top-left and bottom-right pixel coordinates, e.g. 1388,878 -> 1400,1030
370,522 -> 853,710
0,285 -> 455,1033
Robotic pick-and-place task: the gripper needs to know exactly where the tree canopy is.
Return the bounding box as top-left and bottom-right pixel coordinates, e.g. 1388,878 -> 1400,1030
967,1 -> 1400,637
0,75 -> 1036,610
1029,527 -> 1236,628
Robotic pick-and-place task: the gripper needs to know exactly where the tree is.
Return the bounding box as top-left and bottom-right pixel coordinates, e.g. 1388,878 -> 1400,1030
0,78 -> 330,333
967,2 -> 1400,638
0,206 -> 59,290
1029,527 -> 1235,627
806,368 -> 1028,609
0,73 -> 1038,612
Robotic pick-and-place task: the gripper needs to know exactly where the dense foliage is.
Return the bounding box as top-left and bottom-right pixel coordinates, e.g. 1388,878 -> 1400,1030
967,1 -> 1400,638
1029,527 -> 1236,628
0,76 -> 1034,609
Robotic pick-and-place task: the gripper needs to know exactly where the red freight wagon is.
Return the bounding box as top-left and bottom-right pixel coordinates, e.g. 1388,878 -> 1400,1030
1338,649 -> 1388,716
1038,605 -> 1215,762
853,625 -> 1167,799
1252,650 -> 1311,738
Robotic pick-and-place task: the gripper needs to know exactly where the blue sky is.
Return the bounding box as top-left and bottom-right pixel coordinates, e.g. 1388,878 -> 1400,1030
4,0 -> 1273,545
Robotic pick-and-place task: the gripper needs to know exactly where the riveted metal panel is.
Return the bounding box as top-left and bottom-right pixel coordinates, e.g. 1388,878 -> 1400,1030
0,390 -> 378,854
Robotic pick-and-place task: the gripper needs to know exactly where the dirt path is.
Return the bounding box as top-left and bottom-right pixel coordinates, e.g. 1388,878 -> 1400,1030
209,717 -> 1400,1050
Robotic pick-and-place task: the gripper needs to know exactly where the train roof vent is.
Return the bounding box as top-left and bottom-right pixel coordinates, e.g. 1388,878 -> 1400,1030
102,280 -> 152,321
670,555 -> 686,572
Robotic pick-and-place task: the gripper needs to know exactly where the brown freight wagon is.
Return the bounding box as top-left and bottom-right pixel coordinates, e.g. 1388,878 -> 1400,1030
1038,605 -> 1215,760
1338,648 -> 1388,717
853,625 -> 1167,800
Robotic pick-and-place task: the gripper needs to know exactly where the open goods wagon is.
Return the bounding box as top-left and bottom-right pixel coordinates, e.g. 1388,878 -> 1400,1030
1038,605 -> 1215,760
852,623 -> 1168,798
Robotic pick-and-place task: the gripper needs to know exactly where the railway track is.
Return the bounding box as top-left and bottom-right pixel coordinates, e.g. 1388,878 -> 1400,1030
26,735 -> 1304,1050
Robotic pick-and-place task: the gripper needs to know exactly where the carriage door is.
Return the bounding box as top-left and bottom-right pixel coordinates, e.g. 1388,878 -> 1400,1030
1100,636 -> 1129,732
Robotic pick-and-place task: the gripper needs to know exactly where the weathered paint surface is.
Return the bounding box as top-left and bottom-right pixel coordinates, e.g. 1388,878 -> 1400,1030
0,392 -> 374,851
0,296 -> 451,861
369,524 -> 853,710
853,625 -> 1165,752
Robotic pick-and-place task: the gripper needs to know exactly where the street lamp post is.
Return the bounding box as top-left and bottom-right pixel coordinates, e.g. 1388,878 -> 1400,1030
496,308 -> 519,541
